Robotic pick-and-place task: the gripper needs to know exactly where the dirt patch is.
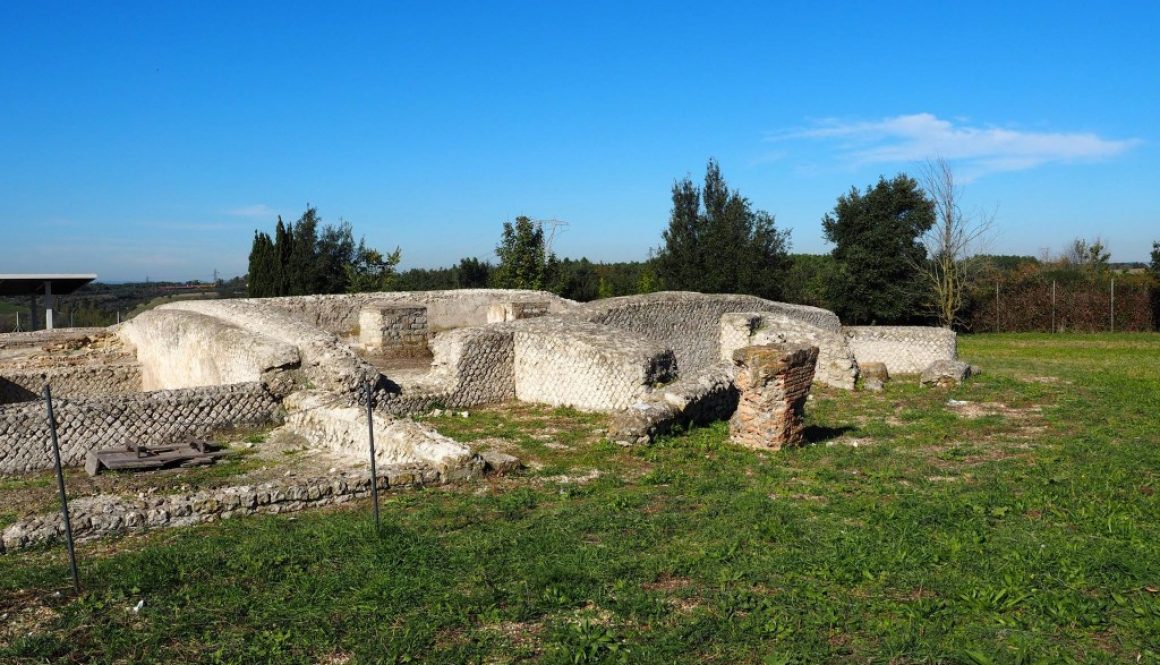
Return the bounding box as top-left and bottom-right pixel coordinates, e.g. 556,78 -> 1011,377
545,469 -> 601,485
642,575 -> 693,593
484,619 -> 544,651
947,400 -> 1041,420
0,589 -> 61,648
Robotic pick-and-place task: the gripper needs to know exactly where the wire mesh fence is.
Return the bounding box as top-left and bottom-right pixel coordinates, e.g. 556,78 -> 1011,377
965,279 -> 1155,333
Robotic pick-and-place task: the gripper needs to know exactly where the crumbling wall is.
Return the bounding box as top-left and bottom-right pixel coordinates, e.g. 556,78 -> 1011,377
118,309 -> 300,391
0,364 -> 141,405
843,326 -> 957,375
512,319 -> 676,411
261,289 -> 575,337
358,303 -> 430,358
0,328 -> 109,352
283,391 -> 478,477
719,312 -> 857,389
608,362 -> 738,445
576,292 -> 842,376
0,383 -> 280,475
2,467 -> 442,553
156,300 -> 375,396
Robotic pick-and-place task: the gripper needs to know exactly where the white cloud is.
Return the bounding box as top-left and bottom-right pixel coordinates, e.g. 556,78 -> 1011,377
769,113 -> 1141,179
225,204 -> 277,219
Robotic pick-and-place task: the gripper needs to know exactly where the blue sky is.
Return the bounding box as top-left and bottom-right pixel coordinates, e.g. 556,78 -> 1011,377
3,1 -> 1157,282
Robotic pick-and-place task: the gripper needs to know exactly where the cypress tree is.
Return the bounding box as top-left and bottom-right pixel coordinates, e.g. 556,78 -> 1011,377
655,159 -> 790,298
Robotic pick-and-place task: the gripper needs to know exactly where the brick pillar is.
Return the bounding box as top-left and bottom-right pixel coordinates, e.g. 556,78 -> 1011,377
729,343 -> 818,450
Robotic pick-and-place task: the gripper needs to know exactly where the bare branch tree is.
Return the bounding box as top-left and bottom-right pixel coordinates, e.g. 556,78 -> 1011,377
916,158 -> 994,328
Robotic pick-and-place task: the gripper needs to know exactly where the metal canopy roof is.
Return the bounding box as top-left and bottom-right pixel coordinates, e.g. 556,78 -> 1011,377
0,274 -> 97,296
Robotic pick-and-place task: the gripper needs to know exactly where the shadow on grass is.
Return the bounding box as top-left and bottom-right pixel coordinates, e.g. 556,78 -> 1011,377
803,424 -> 857,444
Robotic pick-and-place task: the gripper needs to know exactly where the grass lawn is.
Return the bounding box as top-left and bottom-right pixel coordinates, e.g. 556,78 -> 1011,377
2,333 -> 1158,663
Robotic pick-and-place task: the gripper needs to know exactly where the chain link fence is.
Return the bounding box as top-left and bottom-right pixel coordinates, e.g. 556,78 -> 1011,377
965,279 -> 1155,333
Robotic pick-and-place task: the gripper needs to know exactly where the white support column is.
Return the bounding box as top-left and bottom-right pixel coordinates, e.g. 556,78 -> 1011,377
44,281 -> 55,330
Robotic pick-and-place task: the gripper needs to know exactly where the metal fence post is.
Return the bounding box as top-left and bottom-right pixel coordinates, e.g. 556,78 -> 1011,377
1110,278 -> 1116,333
44,384 -> 80,592
365,379 -> 381,531
1051,280 -> 1056,333
995,281 -> 1000,333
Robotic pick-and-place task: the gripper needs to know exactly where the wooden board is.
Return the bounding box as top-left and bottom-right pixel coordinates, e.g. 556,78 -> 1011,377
85,441 -> 228,476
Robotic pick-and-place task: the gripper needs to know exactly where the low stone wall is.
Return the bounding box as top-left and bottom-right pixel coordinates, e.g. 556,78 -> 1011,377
0,328 -> 108,352
843,326 -> 957,375
0,383 -> 280,475
576,292 -> 841,376
358,303 -> 429,358
0,363 -> 141,404
608,362 -> 738,445
1,466 -> 441,553
719,312 -> 857,389
513,319 -> 676,412
284,391 -> 479,477
261,289 -> 575,336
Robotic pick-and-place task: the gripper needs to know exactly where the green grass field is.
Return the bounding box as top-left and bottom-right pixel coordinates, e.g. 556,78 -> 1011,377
2,334 -> 1158,663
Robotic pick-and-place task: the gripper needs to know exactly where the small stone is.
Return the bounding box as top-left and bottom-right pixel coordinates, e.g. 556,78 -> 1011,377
860,362 -> 889,391
479,450 -> 521,475
920,359 -> 972,388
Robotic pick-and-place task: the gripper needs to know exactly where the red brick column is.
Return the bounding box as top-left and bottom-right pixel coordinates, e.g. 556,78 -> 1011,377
729,344 -> 819,450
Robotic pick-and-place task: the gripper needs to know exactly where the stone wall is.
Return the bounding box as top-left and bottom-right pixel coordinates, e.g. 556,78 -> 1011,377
0,328 -> 108,352
0,383 -> 280,475
118,309 -> 300,392
358,303 -> 430,358
154,300 -> 375,397
843,326 -> 957,375
2,466 -> 442,553
371,325 -> 518,415
607,362 -> 738,445
719,312 -> 857,389
576,292 -> 842,376
260,289 -> 575,337
0,363 -> 141,404
487,301 -> 551,323
284,391 -> 478,477
512,318 -> 677,411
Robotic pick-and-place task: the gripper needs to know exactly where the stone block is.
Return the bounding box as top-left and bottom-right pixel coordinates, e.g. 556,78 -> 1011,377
860,361 -> 889,391
359,303 -> 430,358
480,450 -> 522,475
920,359 -> 972,388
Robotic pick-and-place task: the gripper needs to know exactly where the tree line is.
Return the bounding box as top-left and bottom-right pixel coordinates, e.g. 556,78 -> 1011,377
244,161 -> 1160,330
247,208 -> 401,297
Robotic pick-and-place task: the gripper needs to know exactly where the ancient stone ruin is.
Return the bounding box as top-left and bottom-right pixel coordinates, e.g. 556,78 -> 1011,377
729,344 -> 819,450
1,289 -> 962,550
